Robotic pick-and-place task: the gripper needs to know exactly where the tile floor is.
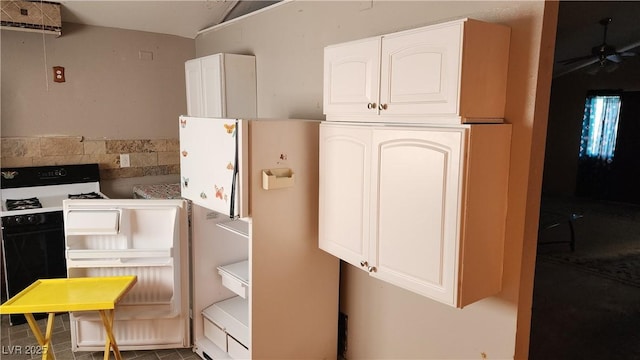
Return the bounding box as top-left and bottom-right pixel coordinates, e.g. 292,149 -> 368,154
0,312 -> 198,360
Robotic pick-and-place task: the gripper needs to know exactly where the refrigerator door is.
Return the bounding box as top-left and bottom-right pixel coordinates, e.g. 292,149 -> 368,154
63,199 -> 190,351
179,116 -> 247,218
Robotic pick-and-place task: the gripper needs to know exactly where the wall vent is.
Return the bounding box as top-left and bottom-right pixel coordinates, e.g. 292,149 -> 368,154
1,0 -> 61,36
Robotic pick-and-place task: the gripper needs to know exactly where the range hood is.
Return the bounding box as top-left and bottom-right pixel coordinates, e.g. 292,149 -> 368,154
1,0 -> 61,36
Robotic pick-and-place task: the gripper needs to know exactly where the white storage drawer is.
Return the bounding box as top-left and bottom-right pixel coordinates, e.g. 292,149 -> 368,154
218,260 -> 249,298
202,296 -> 249,347
228,335 -> 250,359
203,317 -> 227,352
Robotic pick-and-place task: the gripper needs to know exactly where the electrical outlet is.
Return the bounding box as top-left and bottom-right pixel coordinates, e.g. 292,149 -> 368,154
120,154 -> 130,168
53,66 -> 65,83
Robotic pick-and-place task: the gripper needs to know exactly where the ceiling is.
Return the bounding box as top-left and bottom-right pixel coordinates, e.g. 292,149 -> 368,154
553,1 -> 640,78
58,1 -> 280,39
57,1 -> 640,77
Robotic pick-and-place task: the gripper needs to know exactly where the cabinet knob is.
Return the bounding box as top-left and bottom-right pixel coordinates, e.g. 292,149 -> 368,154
378,103 -> 388,110
200,192 -> 207,199
360,260 -> 368,267
367,103 -> 377,110
367,266 -> 377,273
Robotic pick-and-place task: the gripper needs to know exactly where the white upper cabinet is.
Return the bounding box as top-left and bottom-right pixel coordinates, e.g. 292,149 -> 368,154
185,53 -> 257,118
323,37 -> 381,116
185,59 -> 204,117
319,122 -> 512,308
323,18 -> 511,124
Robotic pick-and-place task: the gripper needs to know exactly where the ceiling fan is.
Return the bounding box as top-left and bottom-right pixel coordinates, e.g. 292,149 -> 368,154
558,17 -> 638,72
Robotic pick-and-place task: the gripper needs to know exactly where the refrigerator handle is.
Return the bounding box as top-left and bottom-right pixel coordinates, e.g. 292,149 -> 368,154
229,119 -> 240,219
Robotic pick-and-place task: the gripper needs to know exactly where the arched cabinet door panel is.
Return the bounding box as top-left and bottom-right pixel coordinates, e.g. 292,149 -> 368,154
371,129 -> 463,305
319,124 -> 372,267
323,37 -> 381,117
318,122 -> 512,308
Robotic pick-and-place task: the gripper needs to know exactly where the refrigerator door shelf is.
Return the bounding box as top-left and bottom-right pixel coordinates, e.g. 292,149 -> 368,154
66,248 -> 172,260
71,302 -> 182,321
65,209 -> 121,235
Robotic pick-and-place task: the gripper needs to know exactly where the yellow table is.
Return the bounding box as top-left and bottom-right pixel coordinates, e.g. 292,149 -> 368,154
0,276 -> 137,360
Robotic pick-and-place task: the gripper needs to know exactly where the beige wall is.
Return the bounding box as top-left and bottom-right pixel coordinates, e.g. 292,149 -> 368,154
1,22 -> 194,139
196,1 -> 555,359
1,22 -> 195,197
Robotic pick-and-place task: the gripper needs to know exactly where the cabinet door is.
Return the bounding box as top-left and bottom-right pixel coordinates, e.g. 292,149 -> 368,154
370,127 -> 465,305
185,59 -> 203,117
379,22 -> 462,117
323,38 -> 380,116
200,55 -> 224,118
318,124 -> 372,269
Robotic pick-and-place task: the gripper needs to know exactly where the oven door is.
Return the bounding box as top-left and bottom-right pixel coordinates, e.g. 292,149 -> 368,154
1,212 -> 67,325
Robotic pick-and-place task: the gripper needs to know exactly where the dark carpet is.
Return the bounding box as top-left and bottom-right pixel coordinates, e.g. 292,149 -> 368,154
529,260 -> 640,360
539,251 -> 640,288
530,196 -> 640,360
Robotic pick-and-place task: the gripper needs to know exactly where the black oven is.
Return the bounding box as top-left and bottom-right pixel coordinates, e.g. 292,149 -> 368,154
1,212 -> 67,325
1,163 -> 103,325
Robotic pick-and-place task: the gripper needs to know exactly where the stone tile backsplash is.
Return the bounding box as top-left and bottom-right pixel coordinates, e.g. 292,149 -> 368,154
0,136 -> 180,180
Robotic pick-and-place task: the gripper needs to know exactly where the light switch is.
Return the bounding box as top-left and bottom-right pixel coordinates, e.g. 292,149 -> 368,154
120,154 -> 130,168
53,66 -> 65,83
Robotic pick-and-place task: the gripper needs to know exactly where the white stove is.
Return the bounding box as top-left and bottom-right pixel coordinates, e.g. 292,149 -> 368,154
0,163 -> 106,325
1,183 -> 105,216
1,164 -> 105,217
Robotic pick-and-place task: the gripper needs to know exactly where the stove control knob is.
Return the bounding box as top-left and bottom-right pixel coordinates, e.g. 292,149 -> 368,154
27,215 -> 37,224
14,216 -> 24,225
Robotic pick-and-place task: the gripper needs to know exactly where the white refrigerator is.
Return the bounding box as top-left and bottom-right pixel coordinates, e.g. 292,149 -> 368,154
63,198 -> 190,350
63,117 -> 340,359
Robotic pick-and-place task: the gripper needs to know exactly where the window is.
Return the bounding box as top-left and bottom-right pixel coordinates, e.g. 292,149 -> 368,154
578,92 -> 622,161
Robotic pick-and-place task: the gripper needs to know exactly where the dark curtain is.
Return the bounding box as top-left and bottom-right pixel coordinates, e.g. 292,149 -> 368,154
607,91 -> 640,203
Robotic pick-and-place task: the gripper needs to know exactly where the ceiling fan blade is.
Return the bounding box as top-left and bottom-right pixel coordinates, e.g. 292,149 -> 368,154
605,63 -> 620,73
619,40 -> 640,53
558,54 -> 596,65
619,51 -> 637,57
586,64 -> 603,75
607,53 -> 622,63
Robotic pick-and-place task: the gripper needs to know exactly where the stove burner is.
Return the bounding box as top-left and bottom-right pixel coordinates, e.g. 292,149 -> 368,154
5,197 -> 43,211
68,192 -> 103,199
